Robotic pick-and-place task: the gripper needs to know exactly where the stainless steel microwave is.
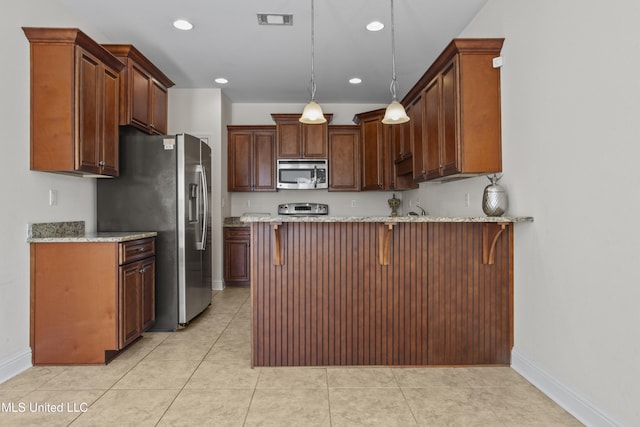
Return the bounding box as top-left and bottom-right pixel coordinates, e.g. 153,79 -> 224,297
276,159 -> 328,189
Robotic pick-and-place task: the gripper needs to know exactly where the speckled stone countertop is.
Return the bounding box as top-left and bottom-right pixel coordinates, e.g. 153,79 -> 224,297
240,214 -> 534,223
27,221 -> 157,243
223,217 -> 248,227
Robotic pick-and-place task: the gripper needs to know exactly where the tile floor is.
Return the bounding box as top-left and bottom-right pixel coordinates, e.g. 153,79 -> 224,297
0,287 -> 582,426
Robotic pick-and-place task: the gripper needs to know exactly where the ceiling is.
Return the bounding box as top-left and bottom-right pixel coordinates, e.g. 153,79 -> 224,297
59,0 -> 488,104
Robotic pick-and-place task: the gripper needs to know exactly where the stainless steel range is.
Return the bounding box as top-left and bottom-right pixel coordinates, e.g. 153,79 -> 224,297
278,202 -> 328,216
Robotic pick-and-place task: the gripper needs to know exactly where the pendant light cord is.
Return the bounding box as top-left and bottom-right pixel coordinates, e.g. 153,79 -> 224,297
389,0 -> 399,101
309,0 -> 317,101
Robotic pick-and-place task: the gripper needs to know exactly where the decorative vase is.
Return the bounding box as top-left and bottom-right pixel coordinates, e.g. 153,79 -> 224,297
387,193 -> 400,217
482,174 -> 508,216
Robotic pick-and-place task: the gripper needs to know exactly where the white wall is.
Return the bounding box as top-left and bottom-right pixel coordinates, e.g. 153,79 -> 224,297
0,0 -> 113,383
168,89 -> 226,290
229,102 -> 404,217
406,1 -> 640,425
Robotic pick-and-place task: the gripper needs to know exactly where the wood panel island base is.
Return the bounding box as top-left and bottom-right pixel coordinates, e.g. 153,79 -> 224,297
243,215 -> 533,367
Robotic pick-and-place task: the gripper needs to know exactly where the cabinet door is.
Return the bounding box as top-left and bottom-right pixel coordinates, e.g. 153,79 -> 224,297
100,65 -> 120,176
253,129 -> 276,191
119,262 -> 142,348
223,229 -> 251,285
228,130 -> 254,192
424,77 -> 442,180
440,58 -> 460,177
360,118 -> 383,191
150,80 -> 168,135
276,119 -> 302,158
302,123 -> 328,158
328,126 -> 360,191
131,63 -> 151,130
76,47 -> 101,174
140,257 -> 155,331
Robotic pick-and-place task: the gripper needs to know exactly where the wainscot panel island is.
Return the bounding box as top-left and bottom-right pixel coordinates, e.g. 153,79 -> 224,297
240,214 -> 533,367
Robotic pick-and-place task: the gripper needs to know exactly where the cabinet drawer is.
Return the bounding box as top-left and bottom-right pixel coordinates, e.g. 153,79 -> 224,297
119,238 -> 155,265
224,227 -> 250,240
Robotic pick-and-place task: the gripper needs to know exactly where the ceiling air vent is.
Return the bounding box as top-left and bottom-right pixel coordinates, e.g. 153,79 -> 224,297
257,14 -> 293,26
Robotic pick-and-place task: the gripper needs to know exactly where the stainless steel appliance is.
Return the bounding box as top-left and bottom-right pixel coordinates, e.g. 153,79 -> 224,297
278,202 -> 329,215
277,159 -> 328,189
97,127 -> 212,331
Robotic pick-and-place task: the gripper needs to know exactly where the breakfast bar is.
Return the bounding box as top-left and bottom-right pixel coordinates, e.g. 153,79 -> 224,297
241,214 -> 532,367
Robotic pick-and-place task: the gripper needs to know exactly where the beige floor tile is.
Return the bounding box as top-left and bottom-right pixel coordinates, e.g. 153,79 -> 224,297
403,387 -> 503,426
329,387 -> 417,426
143,339 -> 213,361
327,367 -> 398,388
257,367 -> 327,389
37,362 -> 132,390
69,389 -> 178,426
478,386 -> 583,426
393,367 -> 472,388
111,359 -> 201,390
0,366 -> 67,392
245,388 -> 330,426
462,366 -> 532,388
0,389 -> 103,427
184,359 -> 259,390
157,389 -> 253,426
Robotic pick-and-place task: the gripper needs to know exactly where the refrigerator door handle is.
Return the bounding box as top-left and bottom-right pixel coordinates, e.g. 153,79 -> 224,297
196,164 -> 208,251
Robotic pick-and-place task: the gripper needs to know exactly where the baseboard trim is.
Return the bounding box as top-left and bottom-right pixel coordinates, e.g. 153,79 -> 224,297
0,349 -> 32,384
511,349 -> 621,427
212,279 -> 224,291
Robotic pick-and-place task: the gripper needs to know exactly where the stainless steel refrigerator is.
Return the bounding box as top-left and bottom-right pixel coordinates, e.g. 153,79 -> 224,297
97,127 -> 212,331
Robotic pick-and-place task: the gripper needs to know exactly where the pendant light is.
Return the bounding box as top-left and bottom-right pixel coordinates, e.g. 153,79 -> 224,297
382,0 -> 410,124
299,0 -> 326,124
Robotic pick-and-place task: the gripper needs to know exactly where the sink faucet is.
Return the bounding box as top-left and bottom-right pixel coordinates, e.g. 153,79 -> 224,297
416,204 -> 427,216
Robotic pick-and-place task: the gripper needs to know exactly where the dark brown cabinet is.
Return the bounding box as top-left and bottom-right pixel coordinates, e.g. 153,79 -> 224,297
30,237 -> 156,364
223,227 -> 250,286
102,44 -> 175,135
23,27 -> 124,177
355,109 -> 415,191
228,126 -> 276,192
271,114 -> 332,158
405,38 -> 504,182
328,126 -> 360,191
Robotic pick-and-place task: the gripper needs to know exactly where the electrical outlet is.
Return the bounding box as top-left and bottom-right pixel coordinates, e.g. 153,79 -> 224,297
465,193 -> 470,207
247,200 -> 251,208
49,189 -> 58,206
351,200 -> 357,208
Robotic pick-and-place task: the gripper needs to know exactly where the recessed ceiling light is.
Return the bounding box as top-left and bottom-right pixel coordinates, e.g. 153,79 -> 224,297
214,78 -> 229,84
349,77 -> 362,84
366,21 -> 384,32
173,19 -> 193,31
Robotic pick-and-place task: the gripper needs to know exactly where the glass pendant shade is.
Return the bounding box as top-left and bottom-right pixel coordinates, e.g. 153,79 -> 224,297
300,100 -> 326,124
382,100 -> 409,124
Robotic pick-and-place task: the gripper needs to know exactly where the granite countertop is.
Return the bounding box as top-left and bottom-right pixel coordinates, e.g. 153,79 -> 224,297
240,214 -> 534,223
27,221 -> 157,243
223,217 -> 248,227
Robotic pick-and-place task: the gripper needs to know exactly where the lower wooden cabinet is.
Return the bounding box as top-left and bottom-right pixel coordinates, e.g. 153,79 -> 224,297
30,237 -> 156,364
223,227 -> 250,286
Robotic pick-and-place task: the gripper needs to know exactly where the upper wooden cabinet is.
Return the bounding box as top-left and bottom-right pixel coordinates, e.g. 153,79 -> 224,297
102,44 -> 175,135
404,38 -> 504,182
271,114 -> 333,159
355,109 -> 417,191
228,126 -> 277,192
23,27 -> 124,177
328,125 -> 360,192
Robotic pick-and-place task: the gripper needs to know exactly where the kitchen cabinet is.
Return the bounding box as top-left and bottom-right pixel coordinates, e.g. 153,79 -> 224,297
102,44 -> 175,135
23,27 -> 124,177
328,125 -> 360,191
355,109 -> 415,191
404,38 -> 504,182
271,113 -> 333,159
30,237 -> 156,364
228,126 -> 276,192
223,227 -> 251,286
